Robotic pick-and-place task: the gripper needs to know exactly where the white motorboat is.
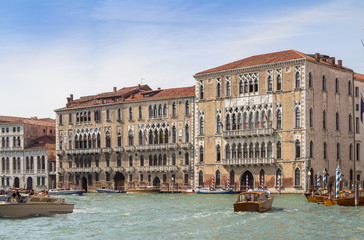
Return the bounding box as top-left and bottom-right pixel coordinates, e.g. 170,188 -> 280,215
196,187 -> 233,194
0,195 -> 74,217
48,188 -> 85,195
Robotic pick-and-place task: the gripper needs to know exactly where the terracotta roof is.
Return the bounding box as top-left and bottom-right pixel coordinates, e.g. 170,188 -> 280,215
0,116 -> 55,127
25,135 -> 55,150
195,50 -> 352,75
354,73 -> 364,81
56,85 -> 195,111
125,86 -> 195,102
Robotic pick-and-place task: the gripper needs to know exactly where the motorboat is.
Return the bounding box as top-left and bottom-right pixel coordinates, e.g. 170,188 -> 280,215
96,187 -> 122,193
48,188 -> 85,195
0,195 -> 74,217
182,189 -> 196,194
324,189 -> 364,206
304,188 -> 328,203
196,188 -> 233,194
234,190 -> 274,212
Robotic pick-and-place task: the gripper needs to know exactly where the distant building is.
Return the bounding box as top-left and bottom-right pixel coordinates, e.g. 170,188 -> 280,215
0,116 -> 56,191
193,50 -> 362,193
55,85 -> 195,192
354,73 -> 364,187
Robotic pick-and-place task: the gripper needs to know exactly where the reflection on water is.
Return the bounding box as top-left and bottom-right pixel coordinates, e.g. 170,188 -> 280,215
1,193 -> 363,240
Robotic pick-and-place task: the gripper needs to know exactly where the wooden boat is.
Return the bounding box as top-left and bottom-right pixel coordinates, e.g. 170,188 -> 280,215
324,189 -> 364,206
126,187 -> 160,193
0,195 -> 74,217
196,188 -> 233,194
182,189 -> 196,194
96,187 -> 122,193
48,188 -> 85,195
304,188 -> 328,203
234,190 -> 274,212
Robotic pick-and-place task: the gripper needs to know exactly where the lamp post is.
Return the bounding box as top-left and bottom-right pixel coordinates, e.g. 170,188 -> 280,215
171,177 -> 174,194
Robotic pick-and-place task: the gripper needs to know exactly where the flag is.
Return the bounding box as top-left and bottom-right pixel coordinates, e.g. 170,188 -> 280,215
361,94 -> 364,123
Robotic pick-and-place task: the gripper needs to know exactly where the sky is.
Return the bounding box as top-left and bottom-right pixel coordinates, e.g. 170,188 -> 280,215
0,0 -> 364,119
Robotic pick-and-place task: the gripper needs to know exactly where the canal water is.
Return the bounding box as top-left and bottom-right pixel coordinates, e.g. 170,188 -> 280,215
0,193 -> 363,240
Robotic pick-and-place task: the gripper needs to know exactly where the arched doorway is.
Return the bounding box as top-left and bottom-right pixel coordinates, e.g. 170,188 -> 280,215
114,172 -> 125,191
14,177 -> 20,188
82,177 -> 87,192
153,177 -> 160,187
241,171 -> 254,190
26,177 -> 33,190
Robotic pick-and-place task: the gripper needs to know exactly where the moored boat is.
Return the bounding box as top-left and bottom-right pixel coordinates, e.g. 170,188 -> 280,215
0,195 -> 74,217
48,188 -> 85,195
182,189 -> 196,194
304,188 -> 328,203
196,188 -> 233,194
233,190 -> 274,212
126,187 -> 160,193
96,187 -> 122,193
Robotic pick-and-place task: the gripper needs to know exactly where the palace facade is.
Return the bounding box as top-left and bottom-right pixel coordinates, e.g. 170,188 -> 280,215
55,85 -> 195,192
0,116 -> 56,191
55,50 -> 364,193
194,50 -> 362,193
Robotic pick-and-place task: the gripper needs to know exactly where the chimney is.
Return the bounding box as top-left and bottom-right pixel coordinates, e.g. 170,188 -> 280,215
113,87 -> 117,92
158,87 -> 161,90
138,84 -> 141,88
70,94 -> 73,101
338,60 -> 342,68
67,97 -> 70,104
314,53 -> 320,62
329,57 -> 335,65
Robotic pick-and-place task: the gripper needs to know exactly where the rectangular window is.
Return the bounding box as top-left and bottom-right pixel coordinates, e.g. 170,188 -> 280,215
129,174 -> 133,182
148,174 -> 151,183
13,127 -> 16,132
37,177 -> 40,186
355,87 -> 359,97
356,104 -> 359,111
357,143 -> 360,161
140,174 -> 144,182
356,117 -> 360,134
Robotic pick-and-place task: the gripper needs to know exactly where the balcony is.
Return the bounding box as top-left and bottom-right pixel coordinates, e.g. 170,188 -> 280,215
137,166 -> 145,172
114,166 -> 124,172
56,150 -> 64,156
124,146 -> 135,151
126,166 -> 134,172
37,169 -> 46,174
221,158 -> 275,166
180,142 -> 192,149
93,167 -> 101,173
223,128 -> 273,138
103,148 -> 112,154
114,147 -> 124,153
104,167 -> 112,172
12,170 -> 22,174
146,166 -> 169,172
68,167 -> 93,173
65,148 -> 101,155
135,143 -> 178,151
181,165 -> 190,172
168,166 -> 178,172
56,168 -> 64,174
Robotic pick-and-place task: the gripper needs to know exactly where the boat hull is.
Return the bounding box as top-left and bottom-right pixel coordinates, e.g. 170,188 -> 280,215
96,189 -> 122,193
126,189 -> 160,193
336,197 -> 364,206
196,189 -> 233,194
234,198 -> 274,212
323,198 -> 337,206
49,190 -> 85,195
0,202 -> 74,217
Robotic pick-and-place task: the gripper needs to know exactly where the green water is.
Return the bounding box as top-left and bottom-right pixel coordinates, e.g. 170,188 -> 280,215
0,194 -> 363,240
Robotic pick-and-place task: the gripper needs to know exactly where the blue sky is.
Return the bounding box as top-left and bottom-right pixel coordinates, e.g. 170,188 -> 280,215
0,0 -> 364,118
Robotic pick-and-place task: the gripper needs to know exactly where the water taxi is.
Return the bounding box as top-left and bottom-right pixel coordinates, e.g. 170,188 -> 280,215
324,189 -> 364,206
0,195 -> 74,217
234,190 -> 274,212
48,188 -> 85,195
304,188 -> 328,203
196,188 -> 233,194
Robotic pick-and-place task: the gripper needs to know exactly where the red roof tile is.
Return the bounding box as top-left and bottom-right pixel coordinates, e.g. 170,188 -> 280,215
0,116 -> 55,127
195,50 -> 352,75
354,73 -> 364,81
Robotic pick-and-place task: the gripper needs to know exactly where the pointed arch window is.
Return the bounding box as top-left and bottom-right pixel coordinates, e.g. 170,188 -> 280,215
198,171 -> 204,187
277,110 -> 282,129
172,102 -> 177,117
105,131 -> 111,148
295,108 -> 301,128
239,79 -> 243,94
200,117 -> 204,135
335,78 -> 339,93
323,110 -> 327,129
199,146 -> 204,162
323,142 -> 327,159
217,80 -> 222,97
148,106 -> 153,118
216,115 -> 222,133
216,170 -> 221,187
138,131 -> 143,145
295,71 -> 301,88
348,81 -> 352,95
337,143 -> 340,160
185,124 -> 190,142
276,75 -> 282,91
172,126 -> 177,143
349,114 -> 353,132
295,168 -> 301,186
225,144 -> 231,159
199,81 -> 204,99
117,108 -> 122,121
226,79 -> 231,97
163,104 -> 167,116
267,75 -> 272,92
295,140 -> 301,158
128,130 -> 134,146
310,140 -> 314,158
336,112 -> 340,130
184,152 -> 189,165
349,144 -> 353,160
185,101 -> 190,115
138,105 -> 143,119
308,72 -> 313,88
129,106 -> 133,120
322,75 -> 327,91
172,153 -> 176,165
216,145 -> 221,162
309,108 -> 313,128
